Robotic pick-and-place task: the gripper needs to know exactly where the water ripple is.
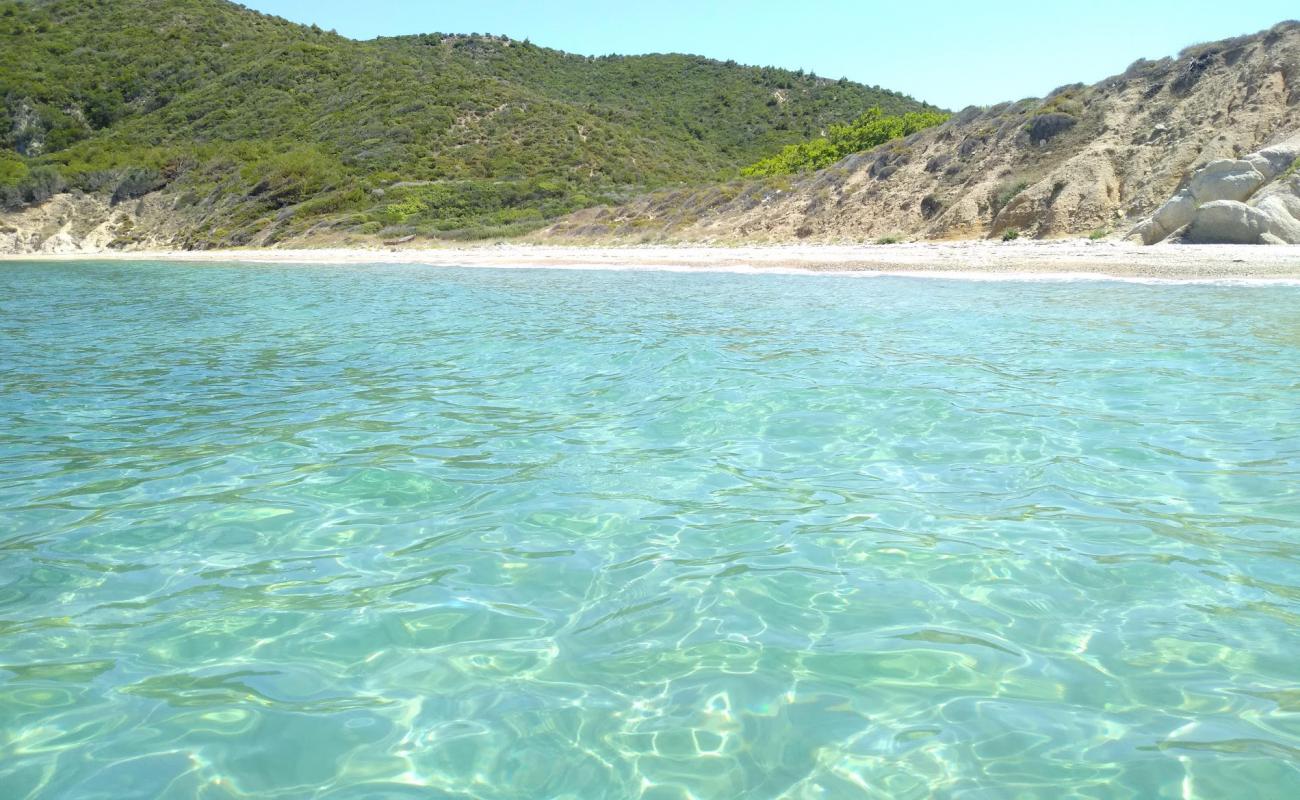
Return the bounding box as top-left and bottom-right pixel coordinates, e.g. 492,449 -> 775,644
0,262 -> 1298,798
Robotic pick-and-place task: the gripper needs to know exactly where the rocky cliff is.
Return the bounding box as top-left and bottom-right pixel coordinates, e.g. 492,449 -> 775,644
545,22 -> 1300,243
7,19 -> 1300,252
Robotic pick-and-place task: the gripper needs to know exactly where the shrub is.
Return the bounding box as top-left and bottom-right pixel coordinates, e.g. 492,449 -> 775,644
1027,112 -> 1078,143
875,235 -> 901,244
382,195 -> 429,224
296,187 -> 368,216
741,109 -> 950,176
1088,228 -> 1109,240
992,180 -> 1030,214
241,146 -> 345,204
0,152 -> 29,209
0,151 -> 28,185
1001,228 -> 1021,241
112,167 -> 164,204
19,165 -> 65,204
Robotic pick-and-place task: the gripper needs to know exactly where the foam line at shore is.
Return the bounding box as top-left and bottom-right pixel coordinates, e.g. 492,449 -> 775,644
187,259 -> 1300,286
5,241 -> 1300,284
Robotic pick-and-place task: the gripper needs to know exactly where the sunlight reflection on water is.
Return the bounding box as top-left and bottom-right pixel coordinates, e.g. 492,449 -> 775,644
0,261 -> 1298,798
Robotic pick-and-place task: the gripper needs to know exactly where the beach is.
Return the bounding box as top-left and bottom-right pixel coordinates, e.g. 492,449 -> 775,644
8,4 -> 1300,797
6,239 -> 1300,281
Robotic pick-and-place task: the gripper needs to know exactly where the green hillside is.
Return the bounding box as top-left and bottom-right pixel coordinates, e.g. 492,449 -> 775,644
0,0 -> 939,245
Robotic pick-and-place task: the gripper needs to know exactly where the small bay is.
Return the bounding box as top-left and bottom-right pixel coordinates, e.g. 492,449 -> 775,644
1,261 -> 1297,798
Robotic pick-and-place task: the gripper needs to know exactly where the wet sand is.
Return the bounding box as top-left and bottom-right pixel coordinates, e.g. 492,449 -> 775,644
6,240 -> 1300,281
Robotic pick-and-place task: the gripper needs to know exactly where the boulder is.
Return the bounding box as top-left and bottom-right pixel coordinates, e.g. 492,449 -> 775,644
1143,191 -> 1197,243
1247,132 -> 1300,179
1183,200 -> 1273,244
1132,132 -> 1300,245
1187,159 -> 1266,203
1245,153 -> 1276,177
1254,195 -> 1300,243
1128,219 -> 1156,244
1251,175 -> 1300,212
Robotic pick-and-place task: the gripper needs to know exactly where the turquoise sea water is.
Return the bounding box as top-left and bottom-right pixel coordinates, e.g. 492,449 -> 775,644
1,261 -> 1298,799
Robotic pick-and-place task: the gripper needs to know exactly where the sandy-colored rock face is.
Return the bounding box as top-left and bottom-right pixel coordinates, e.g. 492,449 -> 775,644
0,193 -> 182,254
546,22 -> 1300,244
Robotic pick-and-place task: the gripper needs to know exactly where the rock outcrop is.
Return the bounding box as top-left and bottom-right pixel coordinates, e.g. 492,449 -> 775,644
0,193 -> 182,254
1131,133 -> 1300,244
545,21 -> 1300,244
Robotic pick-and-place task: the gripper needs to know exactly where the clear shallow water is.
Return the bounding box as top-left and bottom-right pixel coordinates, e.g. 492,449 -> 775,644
0,261 -> 1298,800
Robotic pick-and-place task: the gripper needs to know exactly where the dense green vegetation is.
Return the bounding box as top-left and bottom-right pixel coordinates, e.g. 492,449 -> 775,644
0,0 -> 939,244
739,108 -> 950,177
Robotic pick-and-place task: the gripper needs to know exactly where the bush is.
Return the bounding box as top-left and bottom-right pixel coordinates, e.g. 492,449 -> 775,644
1088,228 -> 1108,240
68,170 -> 120,194
112,167 -> 164,204
875,235 -> 901,244
0,0 -> 946,241
741,109 -> 950,177
992,180 -> 1030,214
1001,228 -> 1021,241
0,0 -> 951,240
241,146 -> 345,204
1027,112 -> 1078,143
19,165 -> 65,204
0,185 -> 22,209
0,151 -> 28,185
295,186 -> 368,216
0,152 -> 29,209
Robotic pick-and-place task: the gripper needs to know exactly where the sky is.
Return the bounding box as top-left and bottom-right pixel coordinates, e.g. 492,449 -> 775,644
243,1 -> 1297,110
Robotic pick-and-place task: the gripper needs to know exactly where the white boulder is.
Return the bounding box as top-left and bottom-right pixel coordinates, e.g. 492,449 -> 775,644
1183,201 -> 1273,244
1188,160 -> 1266,203
1247,132 -> 1300,179
1253,195 -> 1300,243
1143,191 -> 1197,243
1131,131 -> 1300,245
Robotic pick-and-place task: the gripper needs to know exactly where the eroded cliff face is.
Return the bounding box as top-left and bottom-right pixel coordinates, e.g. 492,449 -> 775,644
2,195 -> 158,254
545,22 -> 1300,243
0,193 -> 183,254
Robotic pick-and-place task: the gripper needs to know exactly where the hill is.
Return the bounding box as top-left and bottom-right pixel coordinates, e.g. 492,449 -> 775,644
545,22 -> 1300,244
0,0 -> 937,249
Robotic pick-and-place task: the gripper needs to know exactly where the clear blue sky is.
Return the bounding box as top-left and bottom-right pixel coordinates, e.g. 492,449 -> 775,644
243,1 -> 1297,109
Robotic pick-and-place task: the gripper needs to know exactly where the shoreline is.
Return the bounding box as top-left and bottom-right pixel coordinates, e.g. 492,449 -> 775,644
5,240 -> 1300,282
